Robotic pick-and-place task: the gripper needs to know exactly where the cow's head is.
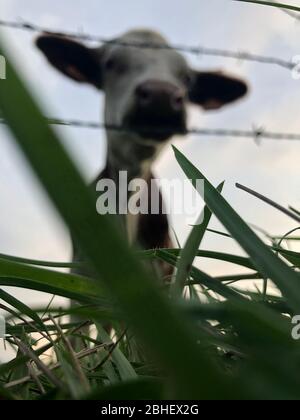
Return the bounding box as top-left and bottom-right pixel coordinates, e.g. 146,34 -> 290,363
37,29 -> 248,144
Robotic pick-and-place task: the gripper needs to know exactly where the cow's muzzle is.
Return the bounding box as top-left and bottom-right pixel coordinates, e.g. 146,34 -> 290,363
125,80 -> 187,141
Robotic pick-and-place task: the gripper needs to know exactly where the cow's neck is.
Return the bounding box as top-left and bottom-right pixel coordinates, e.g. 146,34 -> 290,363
105,132 -> 166,244
106,132 -> 165,182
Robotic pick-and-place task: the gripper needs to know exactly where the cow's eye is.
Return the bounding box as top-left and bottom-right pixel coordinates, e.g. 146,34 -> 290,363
177,69 -> 192,87
182,73 -> 192,86
104,56 -> 128,75
104,58 -> 116,72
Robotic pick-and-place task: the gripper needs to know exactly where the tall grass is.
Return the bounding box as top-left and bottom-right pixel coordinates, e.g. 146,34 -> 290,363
236,1 -> 300,13
0,1 -> 300,400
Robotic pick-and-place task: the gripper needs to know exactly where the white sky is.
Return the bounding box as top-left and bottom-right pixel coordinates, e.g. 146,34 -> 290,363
0,0 -> 300,361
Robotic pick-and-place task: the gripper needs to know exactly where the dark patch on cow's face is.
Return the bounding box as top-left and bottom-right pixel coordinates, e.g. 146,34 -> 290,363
123,96 -> 187,142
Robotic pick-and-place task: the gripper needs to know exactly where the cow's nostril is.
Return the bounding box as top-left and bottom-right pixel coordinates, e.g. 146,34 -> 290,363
136,86 -> 152,106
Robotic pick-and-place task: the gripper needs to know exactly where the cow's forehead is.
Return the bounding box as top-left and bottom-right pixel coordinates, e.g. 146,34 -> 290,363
102,29 -> 187,69
118,29 -> 169,46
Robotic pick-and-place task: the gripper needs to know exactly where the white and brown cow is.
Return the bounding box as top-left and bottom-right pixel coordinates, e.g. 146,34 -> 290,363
36,29 -> 248,262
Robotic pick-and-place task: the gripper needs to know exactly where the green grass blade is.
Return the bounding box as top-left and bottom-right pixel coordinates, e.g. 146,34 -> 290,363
0,253 -> 79,269
289,207 -> 300,217
172,182 -> 224,297
0,385 -> 15,400
165,249 -> 256,270
0,258 -> 102,303
273,248 -> 300,267
86,378 -> 164,400
0,288 -> 44,329
236,0 -> 300,12
173,146 -> 300,313
158,250 -> 246,301
96,325 -> 137,380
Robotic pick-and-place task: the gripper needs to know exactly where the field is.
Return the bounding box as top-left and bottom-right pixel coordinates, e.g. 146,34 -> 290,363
0,0 -> 300,400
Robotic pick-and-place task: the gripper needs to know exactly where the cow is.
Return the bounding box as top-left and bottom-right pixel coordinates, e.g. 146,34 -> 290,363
36,29 -> 248,274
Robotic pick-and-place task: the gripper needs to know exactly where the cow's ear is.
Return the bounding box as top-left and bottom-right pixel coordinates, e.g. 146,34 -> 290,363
188,70 -> 248,110
36,35 -> 103,89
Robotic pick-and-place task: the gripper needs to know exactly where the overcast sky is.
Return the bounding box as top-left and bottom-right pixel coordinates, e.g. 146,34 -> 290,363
1,0 -> 300,361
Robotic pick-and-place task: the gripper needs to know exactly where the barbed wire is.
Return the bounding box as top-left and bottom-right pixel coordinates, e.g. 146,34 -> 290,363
0,18 -> 295,71
1,18 -> 299,143
1,117 -> 300,142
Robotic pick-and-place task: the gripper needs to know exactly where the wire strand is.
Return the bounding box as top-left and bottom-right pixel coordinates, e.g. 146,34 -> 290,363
0,18 -> 299,143
0,18 -> 295,71
1,117 -> 300,142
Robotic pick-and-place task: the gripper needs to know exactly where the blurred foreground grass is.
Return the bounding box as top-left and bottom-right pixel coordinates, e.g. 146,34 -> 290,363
0,1 -> 300,400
